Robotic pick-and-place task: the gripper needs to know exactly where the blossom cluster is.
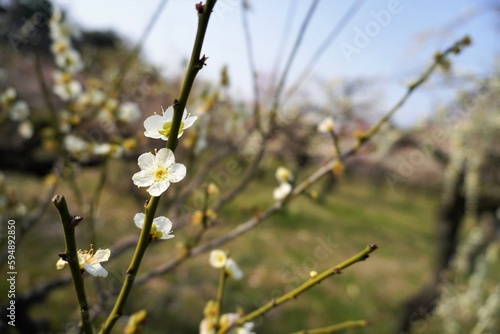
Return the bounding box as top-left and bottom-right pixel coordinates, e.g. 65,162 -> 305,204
48,6 -> 141,161
199,251 -> 253,333
131,105 -> 197,196
0,87 -> 33,139
435,234 -> 500,333
201,299 -> 254,334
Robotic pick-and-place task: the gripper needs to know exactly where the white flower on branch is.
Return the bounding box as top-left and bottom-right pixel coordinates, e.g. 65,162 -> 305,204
318,116 -> 335,133
209,249 -> 227,268
275,166 -> 293,183
56,247 -> 110,277
132,148 -> 186,197
53,71 -> 82,101
209,250 -> 243,280
134,212 -> 174,240
9,100 -> 30,121
18,120 -> 33,139
55,48 -> 83,74
273,182 -> 292,201
118,102 -> 141,124
144,106 -> 197,141
0,87 -> 16,106
225,258 -> 243,280
50,39 -> 70,56
218,313 -> 255,334
64,134 -> 89,154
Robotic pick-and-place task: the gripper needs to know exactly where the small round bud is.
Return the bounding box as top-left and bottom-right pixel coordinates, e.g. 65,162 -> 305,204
309,270 -> 318,278
332,161 -> 344,176
191,210 -> 203,225
207,183 -> 219,197
461,35 -> 471,46
275,167 -> 293,183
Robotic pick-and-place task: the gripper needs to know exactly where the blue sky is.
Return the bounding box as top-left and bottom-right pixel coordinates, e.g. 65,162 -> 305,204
57,0 -> 498,125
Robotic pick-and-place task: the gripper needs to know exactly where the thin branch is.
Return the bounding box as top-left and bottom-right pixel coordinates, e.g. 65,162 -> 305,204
269,0 -> 320,126
241,0 -> 262,129
223,245 -> 378,332
285,0 -> 366,99
0,159 -> 63,267
289,320 -> 368,334
212,140 -> 266,211
108,0 -> 170,97
166,1 -> 217,150
52,195 -> 93,334
169,141 -> 238,218
268,0 -> 297,90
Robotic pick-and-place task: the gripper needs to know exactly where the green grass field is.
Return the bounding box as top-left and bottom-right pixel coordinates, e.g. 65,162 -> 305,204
3,162 -> 442,333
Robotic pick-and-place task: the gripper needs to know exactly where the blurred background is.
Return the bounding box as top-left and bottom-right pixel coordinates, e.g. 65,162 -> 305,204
0,0 -> 499,333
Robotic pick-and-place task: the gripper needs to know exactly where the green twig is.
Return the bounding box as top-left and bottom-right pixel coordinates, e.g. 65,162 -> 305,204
99,196 -> 160,333
53,195 -> 93,334
329,129 -> 342,159
214,257 -> 228,331
99,2 -> 217,332
167,0 -> 217,151
355,36 -> 471,147
289,320 -> 368,334
221,244 -> 378,332
240,1 -> 261,130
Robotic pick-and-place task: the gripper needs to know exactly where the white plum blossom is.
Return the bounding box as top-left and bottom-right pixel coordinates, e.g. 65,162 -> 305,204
50,38 -> 70,56
199,318 -> 215,334
53,71 -> 82,101
217,313 -> 255,334
143,106 -> 197,140
92,143 -> 123,158
1,87 -> 16,106
64,134 -> 89,154
58,110 -> 72,133
18,120 -> 34,139
275,166 -> 293,183
209,250 -> 243,280
225,258 -> 243,280
209,249 -> 227,268
93,143 -> 112,156
118,102 -> 141,123
55,49 -> 83,74
90,89 -> 107,105
273,182 -> 292,201
236,322 -> 256,334
132,148 -> 186,197
57,247 -> 110,277
318,116 -> 335,133
9,100 -> 30,121
134,212 -> 174,240
97,99 -> 119,123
